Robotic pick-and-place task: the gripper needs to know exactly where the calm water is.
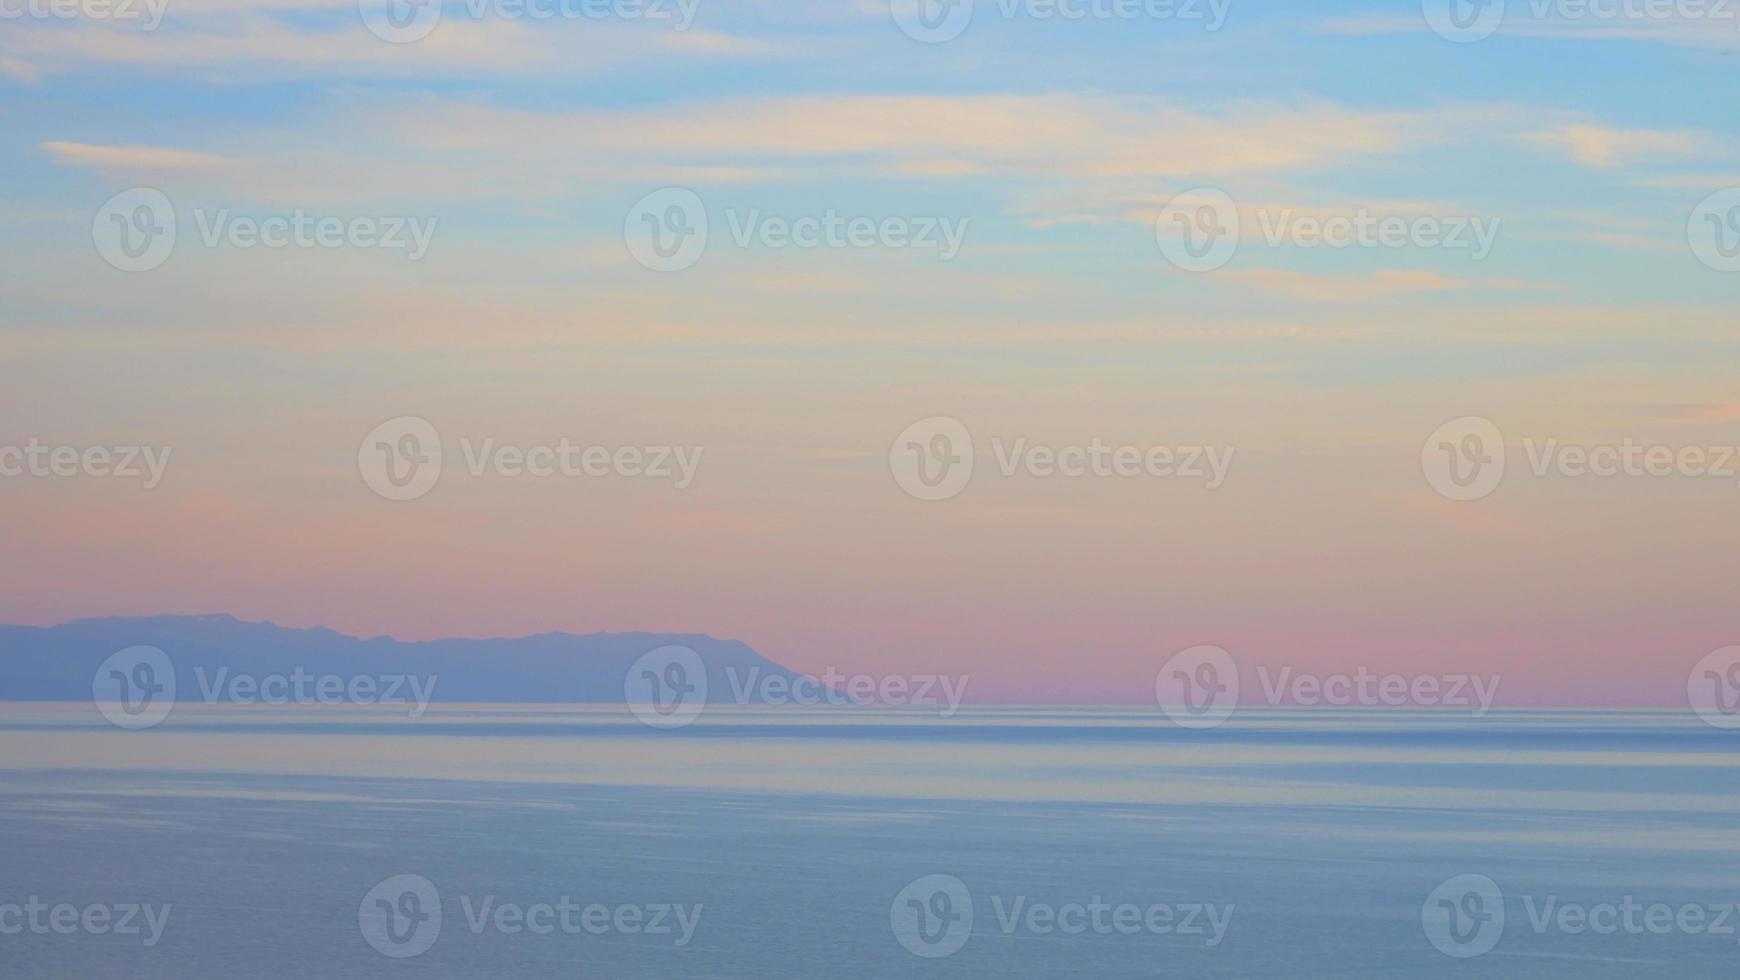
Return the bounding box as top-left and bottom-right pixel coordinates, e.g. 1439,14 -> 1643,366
1,705 -> 1736,977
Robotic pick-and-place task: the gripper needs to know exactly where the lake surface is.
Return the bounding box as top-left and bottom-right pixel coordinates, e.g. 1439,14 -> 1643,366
1,705 -> 1736,977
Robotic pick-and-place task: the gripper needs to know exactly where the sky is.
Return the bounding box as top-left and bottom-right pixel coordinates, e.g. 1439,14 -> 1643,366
1,0 -> 1738,705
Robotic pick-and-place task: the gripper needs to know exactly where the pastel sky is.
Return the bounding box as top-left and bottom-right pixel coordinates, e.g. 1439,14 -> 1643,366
2,0 -> 1738,705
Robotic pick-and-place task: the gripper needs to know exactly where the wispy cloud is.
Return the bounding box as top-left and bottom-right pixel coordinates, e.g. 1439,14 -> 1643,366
41,141 -> 232,174
1212,268 -> 1554,302
1516,210 -> 1685,253
1,14 -> 780,80
1636,173 -> 1740,191
40,94 -> 1506,207
1638,402 -> 1740,423
1323,9 -> 1740,47
1521,123 -> 1711,169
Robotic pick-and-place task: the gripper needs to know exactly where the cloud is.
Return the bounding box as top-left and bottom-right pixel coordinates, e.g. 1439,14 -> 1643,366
654,29 -> 784,54
1,11 -> 780,80
1563,230 -> 1682,253
1322,10 -> 1740,48
1521,124 -> 1709,169
41,141 -> 233,174
0,55 -> 41,82
41,94 -> 1484,206
1640,402 -> 1740,423
1501,15 -> 1740,47
1636,173 -> 1740,191
1517,210 -> 1684,253
1212,268 -> 1554,302
1020,189 -> 1489,230
380,94 -> 1480,183
5,18 -> 552,77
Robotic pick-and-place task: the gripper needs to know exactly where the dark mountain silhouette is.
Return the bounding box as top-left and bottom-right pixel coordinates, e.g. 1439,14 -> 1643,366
0,614 -> 804,704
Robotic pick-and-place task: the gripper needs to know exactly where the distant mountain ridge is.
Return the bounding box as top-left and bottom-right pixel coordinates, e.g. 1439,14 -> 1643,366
0,614 -> 806,705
